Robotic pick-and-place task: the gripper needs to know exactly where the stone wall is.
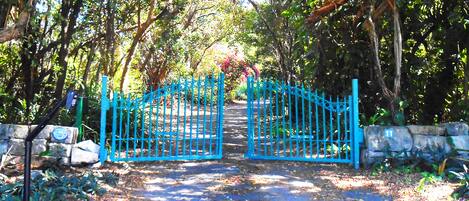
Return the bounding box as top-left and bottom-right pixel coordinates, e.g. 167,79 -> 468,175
362,122 -> 469,166
0,124 -> 78,167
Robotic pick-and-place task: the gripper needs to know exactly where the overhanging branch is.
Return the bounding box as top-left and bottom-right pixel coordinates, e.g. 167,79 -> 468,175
0,0 -> 34,43
306,0 -> 348,25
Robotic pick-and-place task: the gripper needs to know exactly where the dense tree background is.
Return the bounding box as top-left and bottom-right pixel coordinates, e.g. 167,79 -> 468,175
0,0 -> 468,140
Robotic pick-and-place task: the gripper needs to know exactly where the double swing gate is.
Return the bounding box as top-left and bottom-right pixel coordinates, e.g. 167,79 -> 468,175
245,78 -> 363,169
99,74 -> 225,162
99,73 -> 362,168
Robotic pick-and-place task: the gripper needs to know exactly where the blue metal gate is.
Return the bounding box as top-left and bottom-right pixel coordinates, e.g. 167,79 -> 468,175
99,74 -> 225,163
245,78 -> 363,169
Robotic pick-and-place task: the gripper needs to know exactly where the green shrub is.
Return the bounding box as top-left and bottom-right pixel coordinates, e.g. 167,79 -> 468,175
450,164 -> 469,199
0,169 -> 118,201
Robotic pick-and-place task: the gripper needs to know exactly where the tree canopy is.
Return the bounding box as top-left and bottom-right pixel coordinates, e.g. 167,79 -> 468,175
0,0 -> 468,134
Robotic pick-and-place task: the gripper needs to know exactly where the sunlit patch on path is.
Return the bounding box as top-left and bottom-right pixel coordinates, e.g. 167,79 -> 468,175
96,102 -> 453,201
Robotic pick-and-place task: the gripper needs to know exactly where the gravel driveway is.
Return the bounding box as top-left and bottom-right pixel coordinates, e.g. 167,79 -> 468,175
96,102 -> 455,201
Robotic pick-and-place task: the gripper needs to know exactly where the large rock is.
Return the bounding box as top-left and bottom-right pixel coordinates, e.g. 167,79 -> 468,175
70,140 -> 100,165
364,126 -> 413,152
0,140 -> 9,155
1,155 -> 69,169
407,125 -> 445,136
412,134 -> 451,154
449,135 -> 469,156
361,150 -> 385,167
71,147 -> 99,165
361,150 -> 413,167
0,124 -> 77,140
75,140 -> 100,154
0,124 -> 12,140
9,139 -> 47,156
440,122 -> 469,136
9,125 -> 50,139
48,143 -> 72,157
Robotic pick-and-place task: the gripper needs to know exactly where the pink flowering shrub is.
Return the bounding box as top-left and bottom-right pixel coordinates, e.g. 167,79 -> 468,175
218,53 -> 259,98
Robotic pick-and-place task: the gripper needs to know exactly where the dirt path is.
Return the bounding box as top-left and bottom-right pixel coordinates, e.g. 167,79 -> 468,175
97,102 -> 455,201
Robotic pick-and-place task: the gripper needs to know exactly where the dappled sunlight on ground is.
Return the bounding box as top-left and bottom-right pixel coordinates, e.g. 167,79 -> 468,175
91,102 -> 457,201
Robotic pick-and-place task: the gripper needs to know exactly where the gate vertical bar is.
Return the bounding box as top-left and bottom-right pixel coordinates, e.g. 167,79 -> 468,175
268,82 -> 274,155
336,97 -> 341,159
133,98 -> 138,159
182,80 -> 188,156
125,95 -> 130,158
262,82 -> 267,155
189,78 -> 195,155
281,86 -> 286,157
111,91 -> 118,161
301,87 -> 306,157
169,83 -> 174,156
217,73 -> 225,157
202,77 -> 208,155
175,81 -> 181,156
208,77 -> 214,155
100,76 -> 109,164
315,91 -> 319,158
352,79 -> 360,169
246,76 -> 253,156
275,82 -> 280,156
162,89 -> 167,156
148,88 -> 154,157
118,93 -> 124,159
140,93 -> 146,157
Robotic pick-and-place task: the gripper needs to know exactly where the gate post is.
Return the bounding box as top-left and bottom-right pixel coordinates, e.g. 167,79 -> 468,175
352,79 -> 361,169
100,76 -> 110,164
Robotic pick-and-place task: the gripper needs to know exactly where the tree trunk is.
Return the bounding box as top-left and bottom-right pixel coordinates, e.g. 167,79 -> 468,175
20,32 -> 37,123
105,0 -> 115,76
82,45 -> 95,92
54,0 -> 83,98
119,2 -> 168,90
365,0 -> 403,124
0,0 -> 34,43
0,4 -> 11,28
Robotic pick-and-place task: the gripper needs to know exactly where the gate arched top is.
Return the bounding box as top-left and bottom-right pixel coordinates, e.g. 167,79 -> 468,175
117,75 -> 223,106
100,74 -> 225,163
245,77 -> 362,169
250,79 -> 350,113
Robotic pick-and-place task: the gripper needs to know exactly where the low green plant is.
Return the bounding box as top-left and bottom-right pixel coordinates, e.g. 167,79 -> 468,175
393,164 -> 420,175
416,171 -> 443,192
364,100 -> 407,126
0,169 -> 118,201
370,159 -> 392,176
449,164 -> 469,199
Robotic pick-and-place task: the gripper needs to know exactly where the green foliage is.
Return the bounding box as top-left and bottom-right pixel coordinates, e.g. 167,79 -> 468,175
364,100 -> 408,126
0,170 -> 118,200
38,150 -> 52,157
416,171 -> 443,192
449,164 -> 469,199
0,0 -> 468,130
238,0 -> 469,125
234,83 -> 248,100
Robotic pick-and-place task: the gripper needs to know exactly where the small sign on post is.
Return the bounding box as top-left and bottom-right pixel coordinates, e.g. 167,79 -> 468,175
52,127 -> 69,142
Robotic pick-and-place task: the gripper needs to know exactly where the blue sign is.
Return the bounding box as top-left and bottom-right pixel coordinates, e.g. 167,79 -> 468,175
52,127 -> 69,141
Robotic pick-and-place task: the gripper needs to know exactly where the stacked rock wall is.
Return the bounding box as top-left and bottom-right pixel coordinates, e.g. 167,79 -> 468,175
362,122 -> 469,166
0,124 -> 78,166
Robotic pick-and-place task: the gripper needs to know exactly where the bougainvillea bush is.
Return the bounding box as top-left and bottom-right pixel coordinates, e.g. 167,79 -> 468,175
219,53 -> 259,101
